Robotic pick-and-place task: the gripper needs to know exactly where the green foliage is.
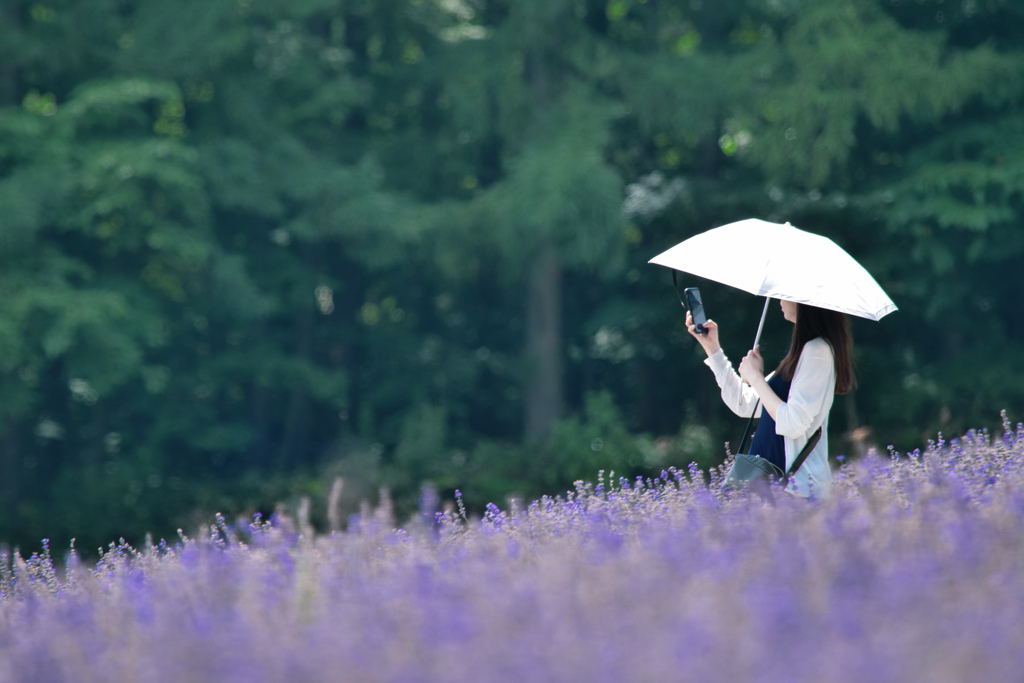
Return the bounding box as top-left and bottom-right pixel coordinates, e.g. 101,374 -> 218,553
546,390 -> 642,484
388,402 -> 455,501
477,95 -> 628,271
738,0 -> 1024,185
2,0 -> 1024,553
449,391 -> 719,517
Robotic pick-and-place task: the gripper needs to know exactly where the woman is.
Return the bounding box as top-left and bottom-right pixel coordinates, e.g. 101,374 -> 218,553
686,299 -> 854,499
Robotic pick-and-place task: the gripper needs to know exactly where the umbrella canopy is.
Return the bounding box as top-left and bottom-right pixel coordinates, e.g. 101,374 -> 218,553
648,218 -> 897,321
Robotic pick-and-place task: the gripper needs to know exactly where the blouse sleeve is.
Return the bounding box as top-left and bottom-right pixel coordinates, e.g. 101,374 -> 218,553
774,339 -> 835,438
704,349 -> 761,418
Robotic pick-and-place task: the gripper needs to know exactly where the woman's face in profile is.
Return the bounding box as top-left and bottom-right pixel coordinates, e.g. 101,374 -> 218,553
780,299 -> 798,323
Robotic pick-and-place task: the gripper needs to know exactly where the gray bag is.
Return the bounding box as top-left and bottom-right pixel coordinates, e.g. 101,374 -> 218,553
722,403 -> 822,489
723,453 -> 786,485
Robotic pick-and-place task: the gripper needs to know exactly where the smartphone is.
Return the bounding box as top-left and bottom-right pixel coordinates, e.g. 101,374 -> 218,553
684,287 -> 708,334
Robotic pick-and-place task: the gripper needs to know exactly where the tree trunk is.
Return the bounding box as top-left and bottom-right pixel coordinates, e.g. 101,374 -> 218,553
524,240 -> 563,444
250,323 -> 272,467
276,243 -> 317,469
1,416 -> 20,515
0,3 -> 19,106
520,22 -> 565,445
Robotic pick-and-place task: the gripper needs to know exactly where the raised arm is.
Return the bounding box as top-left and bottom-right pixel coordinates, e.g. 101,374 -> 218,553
688,310 -> 761,418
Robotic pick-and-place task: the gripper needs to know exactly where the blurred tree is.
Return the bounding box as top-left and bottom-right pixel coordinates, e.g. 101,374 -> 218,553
429,0 -> 632,443
0,77 -> 203,534
1,0 -> 1024,552
0,0 -> 420,548
602,0 -> 1024,448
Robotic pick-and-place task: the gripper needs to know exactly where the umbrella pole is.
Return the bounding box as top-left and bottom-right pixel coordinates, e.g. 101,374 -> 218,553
752,297 -> 771,349
735,296 -> 772,456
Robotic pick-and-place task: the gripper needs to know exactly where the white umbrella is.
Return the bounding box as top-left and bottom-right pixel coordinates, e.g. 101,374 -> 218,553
650,219 -> 896,319
649,218 -> 897,344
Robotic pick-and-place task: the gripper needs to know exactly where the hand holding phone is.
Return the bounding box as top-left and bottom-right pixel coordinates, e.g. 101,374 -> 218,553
684,287 -> 708,334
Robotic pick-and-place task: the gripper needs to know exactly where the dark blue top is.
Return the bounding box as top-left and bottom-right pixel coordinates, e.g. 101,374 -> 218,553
748,373 -> 791,472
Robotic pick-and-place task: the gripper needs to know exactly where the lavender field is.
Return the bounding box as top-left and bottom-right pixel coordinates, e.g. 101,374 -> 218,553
4,418 -> 1024,683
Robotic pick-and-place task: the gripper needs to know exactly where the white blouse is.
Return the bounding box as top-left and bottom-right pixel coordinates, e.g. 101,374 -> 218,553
704,337 -> 836,498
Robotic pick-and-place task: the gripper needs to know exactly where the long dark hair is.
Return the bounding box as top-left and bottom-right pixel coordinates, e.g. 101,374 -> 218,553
775,303 -> 855,395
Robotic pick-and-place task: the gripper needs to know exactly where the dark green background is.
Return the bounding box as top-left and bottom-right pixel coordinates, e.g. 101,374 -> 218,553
1,0 -> 1022,553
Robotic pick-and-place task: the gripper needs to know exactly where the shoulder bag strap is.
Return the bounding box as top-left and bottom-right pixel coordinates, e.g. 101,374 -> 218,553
671,270 -> 686,305
784,427 -> 822,478
737,399 -> 759,456
739,409 -> 821,478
